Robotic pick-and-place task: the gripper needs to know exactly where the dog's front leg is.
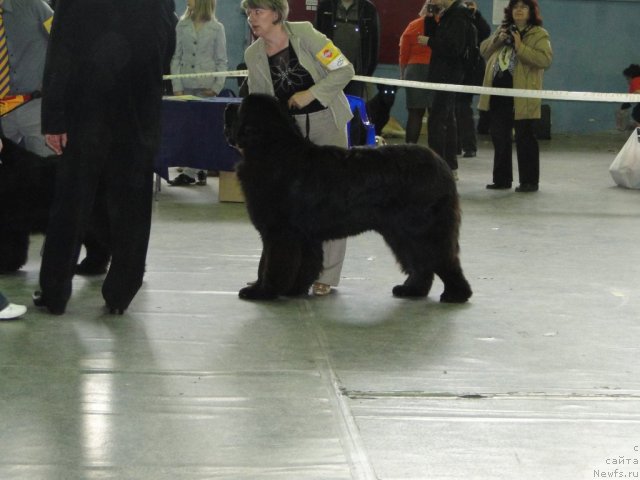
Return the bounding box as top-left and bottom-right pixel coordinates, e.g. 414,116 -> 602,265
239,232 -> 302,300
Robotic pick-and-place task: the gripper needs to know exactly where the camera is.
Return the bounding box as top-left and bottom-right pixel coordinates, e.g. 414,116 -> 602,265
504,24 -> 518,46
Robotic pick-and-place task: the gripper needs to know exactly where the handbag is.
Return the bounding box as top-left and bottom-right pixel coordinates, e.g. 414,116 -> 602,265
609,127 -> 640,189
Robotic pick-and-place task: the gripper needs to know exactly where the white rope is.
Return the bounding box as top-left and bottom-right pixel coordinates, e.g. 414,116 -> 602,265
163,70 -> 640,104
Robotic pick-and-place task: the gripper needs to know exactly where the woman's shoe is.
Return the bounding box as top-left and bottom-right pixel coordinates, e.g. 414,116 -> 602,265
515,183 -> 539,192
32,291 -> 65,315
196,170 -> 207,186
169,173 -> 196,186
312,282 -> 332,296
0,303 -> 27,320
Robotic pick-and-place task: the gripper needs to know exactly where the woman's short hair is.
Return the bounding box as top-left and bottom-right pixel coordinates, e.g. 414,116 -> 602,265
240,0 -> 290,24
503,0 -> 543,27
623,64 -> 640,79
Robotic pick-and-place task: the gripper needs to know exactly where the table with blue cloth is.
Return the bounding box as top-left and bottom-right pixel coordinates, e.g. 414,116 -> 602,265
154,97 -> 243,184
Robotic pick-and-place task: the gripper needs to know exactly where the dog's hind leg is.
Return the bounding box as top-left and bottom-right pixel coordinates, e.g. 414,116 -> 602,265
382,230 -> 434,297
285,240 -> 323,297
436,253 -> 472,303
392,270 -> 434,298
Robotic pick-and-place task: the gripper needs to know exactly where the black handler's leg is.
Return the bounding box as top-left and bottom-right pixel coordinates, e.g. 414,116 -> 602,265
101,144 -> 154,314
37,145 -> 101,315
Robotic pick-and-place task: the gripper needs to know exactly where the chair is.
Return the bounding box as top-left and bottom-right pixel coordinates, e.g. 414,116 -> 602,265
346,95 -> 377,147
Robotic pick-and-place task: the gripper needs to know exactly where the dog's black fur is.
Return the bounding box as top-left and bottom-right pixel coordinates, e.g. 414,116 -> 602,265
224,94 -> 472,303
0,137 -> 110,273
366,83 -> 397,135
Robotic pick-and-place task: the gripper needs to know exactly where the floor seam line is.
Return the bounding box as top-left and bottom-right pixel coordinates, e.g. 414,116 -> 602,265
300,301 -> 379,480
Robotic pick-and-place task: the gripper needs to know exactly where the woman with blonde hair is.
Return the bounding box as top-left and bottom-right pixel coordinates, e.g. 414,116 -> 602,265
170,0 -> 229,186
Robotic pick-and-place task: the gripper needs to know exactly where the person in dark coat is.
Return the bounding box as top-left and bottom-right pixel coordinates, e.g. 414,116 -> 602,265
455,0 -> 490,157
35,0 -> 176,315
315,0 -> 379,98
424,0 -> 474,178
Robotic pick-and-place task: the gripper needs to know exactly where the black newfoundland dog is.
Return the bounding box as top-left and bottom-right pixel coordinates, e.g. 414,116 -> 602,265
0,137 -> 110,274
224,94 -> 472,303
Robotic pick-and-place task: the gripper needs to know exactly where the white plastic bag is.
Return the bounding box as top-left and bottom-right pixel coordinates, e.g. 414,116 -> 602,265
609,127 -> 640,189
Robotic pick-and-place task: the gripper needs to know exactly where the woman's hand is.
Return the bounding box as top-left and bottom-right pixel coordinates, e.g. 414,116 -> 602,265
497,28 -> 510,44
288,90 -> 315,110
512,29 -> 523,50
201,89 -> 217,97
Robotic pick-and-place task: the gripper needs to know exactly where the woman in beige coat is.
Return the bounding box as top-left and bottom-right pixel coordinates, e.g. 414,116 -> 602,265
241,0 -> 355,296
478,0 -> 552,192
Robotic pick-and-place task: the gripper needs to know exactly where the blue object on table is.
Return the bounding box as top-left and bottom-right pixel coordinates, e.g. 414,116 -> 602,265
346,94 -> 376,147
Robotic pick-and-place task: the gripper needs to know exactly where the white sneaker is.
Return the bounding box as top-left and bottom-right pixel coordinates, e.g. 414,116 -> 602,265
0,303 -> 27,320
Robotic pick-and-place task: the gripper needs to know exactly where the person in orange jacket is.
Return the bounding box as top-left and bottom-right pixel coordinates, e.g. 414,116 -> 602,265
399,1 -> 433,144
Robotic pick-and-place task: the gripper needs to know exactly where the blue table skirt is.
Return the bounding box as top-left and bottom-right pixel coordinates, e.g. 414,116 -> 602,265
154,97 -> 242,180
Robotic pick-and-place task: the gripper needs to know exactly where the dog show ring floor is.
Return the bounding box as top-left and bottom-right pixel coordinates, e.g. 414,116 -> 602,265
1,132 -> 639,479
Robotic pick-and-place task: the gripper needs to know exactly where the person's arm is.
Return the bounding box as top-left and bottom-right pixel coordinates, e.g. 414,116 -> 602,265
398,23 -> 413,79
480,28 -> 504,60
314,0 -> 333,36
170,23 -> 185,94
515,28 -> 553,70
294,23 -> 354,109
210,23 -> 228,95
365,3 -> 380,76
41,0 -> 75,150
474,10 -> 491,43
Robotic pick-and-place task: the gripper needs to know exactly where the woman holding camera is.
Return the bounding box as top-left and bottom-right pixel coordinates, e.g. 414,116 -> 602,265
478,0 -> 552,192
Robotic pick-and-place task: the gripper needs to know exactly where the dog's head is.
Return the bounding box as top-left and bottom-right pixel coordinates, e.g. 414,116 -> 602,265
375,84 -> 397,107
224,94 -> 302,151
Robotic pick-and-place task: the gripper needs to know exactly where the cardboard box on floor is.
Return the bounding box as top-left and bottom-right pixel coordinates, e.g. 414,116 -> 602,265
218,170 -> 245,203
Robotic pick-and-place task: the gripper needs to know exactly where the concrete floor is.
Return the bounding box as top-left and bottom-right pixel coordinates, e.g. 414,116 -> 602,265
1,132 -> 639,480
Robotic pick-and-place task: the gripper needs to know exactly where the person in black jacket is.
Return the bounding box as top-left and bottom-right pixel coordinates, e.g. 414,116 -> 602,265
456,0 -> 490,157
424,0 -> 474,178
315,0 -> 379,98
34,0 -> 176,315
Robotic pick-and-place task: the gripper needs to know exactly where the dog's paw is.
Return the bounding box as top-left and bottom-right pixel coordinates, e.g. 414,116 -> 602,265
439,288 -> 472,303
239,285 -> 278,301
392,284 -> 428,298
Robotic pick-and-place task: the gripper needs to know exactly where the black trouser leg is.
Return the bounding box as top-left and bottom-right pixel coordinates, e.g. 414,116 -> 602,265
428,91 -> 458,170
456,93 -> 477,153
489,99 -> 514,186
405,108 -> 426,144
39,148 -> 102,312
101,145 -> 154,311
514,119 -> 539,185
